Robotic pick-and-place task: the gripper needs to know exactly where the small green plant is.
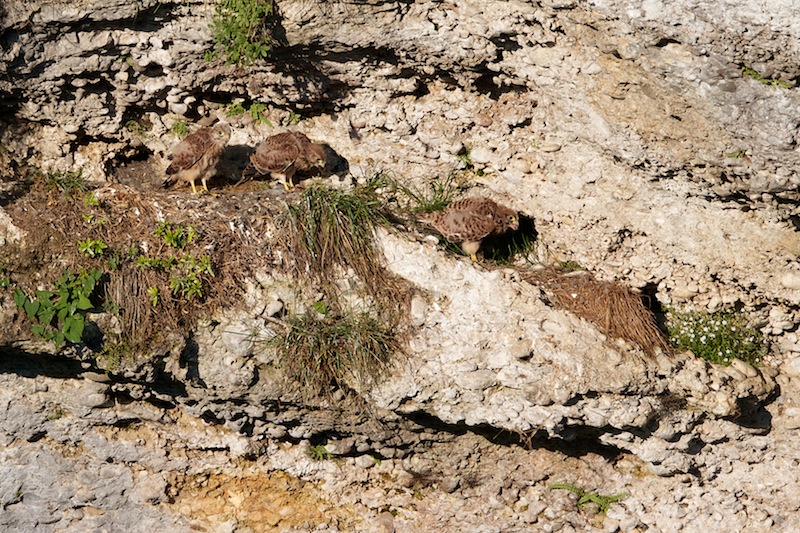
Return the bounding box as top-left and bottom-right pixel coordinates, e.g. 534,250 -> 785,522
741,66 -> 793,89
171,120 -> 191,139
0,275 -> 11,289
45,408 -> 64,421
725,149 -> 748,159
96,339 -> 133,372
78,239 -> 108,258
210,0 -> 275,65
147,286 -> 160,307
169,254 -> 214,300
248,101 -> 271,125
155,221 -> 196,248
226,101 -> 246,117
549,482 -> 628,514
43,169 -> 87,195
84,192 -> 100,207
665,309 -> 766,366
559,260 -> 584,271
455,147 -> 488,176
13,268 -> 103,347
136,256 -> 177,270
286,109 -> 301,126
306,444 -> 334,461
397,173 -> 464,214
125,119 -> 149,135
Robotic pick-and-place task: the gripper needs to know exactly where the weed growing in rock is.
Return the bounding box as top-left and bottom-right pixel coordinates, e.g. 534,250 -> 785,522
171,120 -> 190,139
741,65 -> 793,89
226,100 -> 272,126
396,173 -> 465,214
548,482 -> 628,514
156,221 -> 196,249
306,444 -> 334,461
13,268 -> 103,347
283,177 -> 397,308
169,254 -> 214,300
43,169 -> 87,196
665,309 -> 766,366
209,0 -> 275,65
78,238 -> 108,258
271,312 -> 398,402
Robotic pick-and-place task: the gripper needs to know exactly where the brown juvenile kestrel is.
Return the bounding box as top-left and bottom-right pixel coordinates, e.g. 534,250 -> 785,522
163,123 -> 231,194
250,131 -> 327,191
419,197 -> 519,262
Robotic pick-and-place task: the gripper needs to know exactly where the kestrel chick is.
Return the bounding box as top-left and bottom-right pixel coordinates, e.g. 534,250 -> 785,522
164,123 -> 231,194
250,131 -> 327,191
419,197 -> 519,262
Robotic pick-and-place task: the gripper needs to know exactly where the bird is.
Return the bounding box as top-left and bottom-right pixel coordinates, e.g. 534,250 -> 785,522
163,123 -> 231,194
419,197 -> 519,262
249,131 -> 327,191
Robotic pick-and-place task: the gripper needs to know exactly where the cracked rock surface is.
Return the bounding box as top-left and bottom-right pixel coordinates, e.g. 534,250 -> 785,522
3,0 -> 800,531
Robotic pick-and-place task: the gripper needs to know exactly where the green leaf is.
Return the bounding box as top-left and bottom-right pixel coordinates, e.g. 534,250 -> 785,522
23,299 -> 40,318
63,315 -> 84,344
76,295 -> 92,310
53,332 -> 65,347
40,312 -> 55,327
13,288 -> 26,308
31,324 -> 46,337
57,306 -> 69,321
35,290 -> 54,301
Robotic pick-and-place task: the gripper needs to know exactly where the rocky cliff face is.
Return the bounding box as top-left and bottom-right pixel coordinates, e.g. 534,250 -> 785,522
2,1 -> 800,531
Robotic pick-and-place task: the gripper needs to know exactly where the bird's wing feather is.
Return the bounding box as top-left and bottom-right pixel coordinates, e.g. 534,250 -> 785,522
167,129 -> 213,174
251,134 -> 302,174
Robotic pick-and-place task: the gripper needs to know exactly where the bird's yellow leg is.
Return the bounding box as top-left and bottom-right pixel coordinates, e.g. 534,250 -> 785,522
190,182 -> 198,194
470,253 -> 480,263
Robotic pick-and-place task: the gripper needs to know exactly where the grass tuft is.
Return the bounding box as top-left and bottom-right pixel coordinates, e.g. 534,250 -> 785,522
271,312 -> 398,402
283,178 -> 398,308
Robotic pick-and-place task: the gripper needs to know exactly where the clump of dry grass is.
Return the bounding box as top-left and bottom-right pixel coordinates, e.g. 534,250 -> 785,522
1,169 -> 281,361
270,312 -> 399,403
281,176 -> 409,313
521,266 -> 670,357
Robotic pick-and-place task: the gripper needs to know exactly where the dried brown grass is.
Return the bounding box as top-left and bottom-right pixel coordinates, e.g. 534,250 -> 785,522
521,266 -> 670,357
1,171 -> 283,352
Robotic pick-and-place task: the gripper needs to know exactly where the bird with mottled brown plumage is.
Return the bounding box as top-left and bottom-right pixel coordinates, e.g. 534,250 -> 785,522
419,197 -> 519,262
249,131 -> 327,191
163,123 -> 231,194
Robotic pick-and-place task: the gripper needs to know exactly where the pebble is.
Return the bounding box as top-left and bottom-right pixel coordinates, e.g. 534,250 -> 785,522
354,454 -> 376,469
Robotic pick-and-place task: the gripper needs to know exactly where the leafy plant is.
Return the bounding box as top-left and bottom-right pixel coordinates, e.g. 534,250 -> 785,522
286,109 -> 301,126
171,120 -> 191,139
125,119 -> 149,135
226,102 -> 246,117
248,101 -> 271,125
43,169 -> 87,196
45,408 -> 64,421
169,254 -> 214,300
13,268 -> 103,347
147,286 -> 160,307
549,482 -> 628,514
84,192 -> 100,207
78,238 -> 108,258
210,0 -> 275,65
136,256 -> 177,270
306,444 -> 334,461
665,309 -> 766,366
155,221 -> 196,248
725,149 -> 748,159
